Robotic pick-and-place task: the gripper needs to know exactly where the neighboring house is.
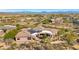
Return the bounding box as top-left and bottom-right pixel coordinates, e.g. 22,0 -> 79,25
51,19 -> 55,23
73,19 -> 79,25
3,25 -> 16,30
74,29 -> 79,36
15,28 -> 31,43
0,30 -> 4,36
0,25 -> 16,32
0,16 -> 12,23
51,18 -> 64,25
26,17 -> 32,20
17,17 -> 26,22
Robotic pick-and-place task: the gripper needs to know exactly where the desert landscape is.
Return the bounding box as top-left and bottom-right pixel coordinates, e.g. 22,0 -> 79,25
0,13 -> 79,50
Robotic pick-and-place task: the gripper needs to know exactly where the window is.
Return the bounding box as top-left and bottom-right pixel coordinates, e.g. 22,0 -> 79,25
76,39 -> 79,43
28,37 -> 31,40
17,38 -> 20,40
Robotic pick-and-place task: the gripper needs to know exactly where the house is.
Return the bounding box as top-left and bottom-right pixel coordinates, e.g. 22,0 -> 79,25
3,25 -> 16,30
15,28 -> 31,43
26,17 -> 32,20
28,28 -> 42,34
36,30 -> 53,39
0,25 -> 16,32
73,19 -> 79,25
45,28 -> 58,36
15,28 -> 58,42
0,30 -> 4,36
51,18 -> 64,25
31,30 -> 53,40
31,28 -> 58,40
50,19 -> 55,23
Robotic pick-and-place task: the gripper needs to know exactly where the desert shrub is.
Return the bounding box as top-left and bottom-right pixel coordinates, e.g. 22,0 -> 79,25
42,19 -> 52,24
9,42 -> 18,50
58,28 -> 72,35
63,32 -> 78,44
16,24 -> 21,30
4,29 -> 18,40
58,28 -> 78,44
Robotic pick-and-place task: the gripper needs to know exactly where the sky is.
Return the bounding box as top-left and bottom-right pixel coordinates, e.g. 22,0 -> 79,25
0,9 -> 79,12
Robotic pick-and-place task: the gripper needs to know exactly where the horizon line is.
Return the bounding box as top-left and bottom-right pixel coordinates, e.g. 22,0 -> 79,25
0,9 -> 79,12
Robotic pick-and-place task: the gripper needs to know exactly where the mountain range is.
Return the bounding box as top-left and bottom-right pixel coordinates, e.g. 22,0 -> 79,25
0,9 -> 79,14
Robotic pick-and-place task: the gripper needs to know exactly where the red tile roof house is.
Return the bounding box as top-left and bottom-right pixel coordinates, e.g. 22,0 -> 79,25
15,28 -> 31,43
